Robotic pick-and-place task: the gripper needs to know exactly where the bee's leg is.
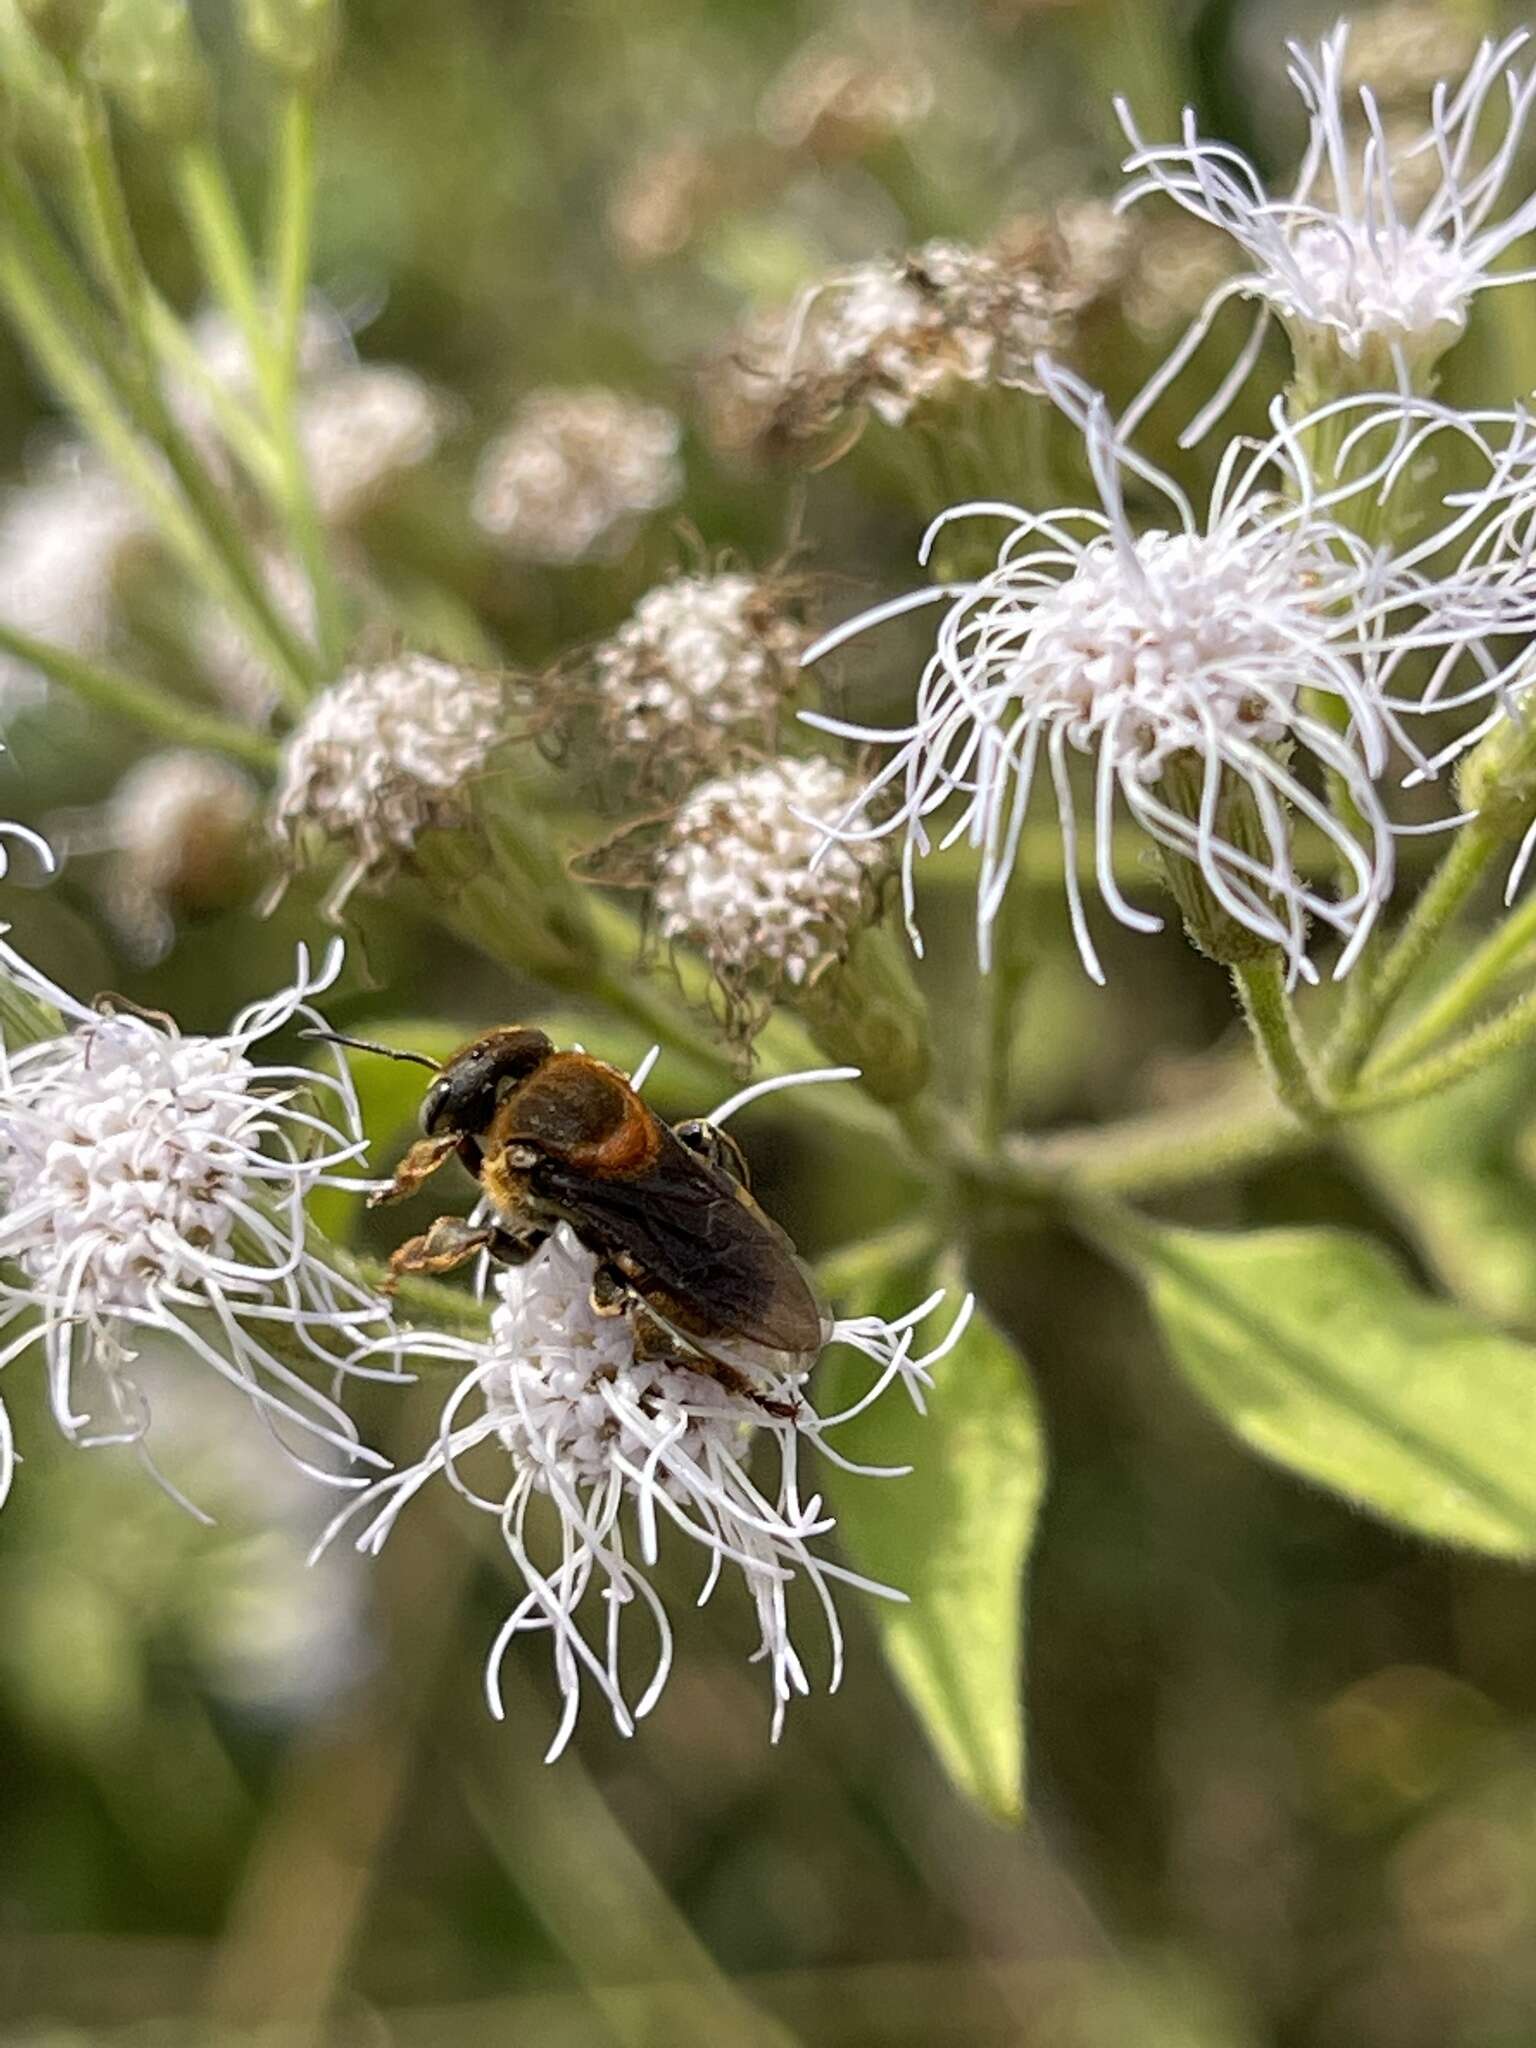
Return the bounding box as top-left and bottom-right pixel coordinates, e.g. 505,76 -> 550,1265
485,1222 -> 547,1267
367,1134 -> 461,1209
588,1262 -> 631,1318
630,1307 -> 801,1422
386,1213 -> 497,1285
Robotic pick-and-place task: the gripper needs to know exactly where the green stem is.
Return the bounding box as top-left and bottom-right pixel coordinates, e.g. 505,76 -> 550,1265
178,128 -> 346,673
1018,1087 -> 1303,1198
1232,953 -> 1329,1124
0,152 -> 312,710
1325,816 -> 1502,1087
63,93 -> 317,709
1346,983 -> 1536,1115
1371,882 -> 1536,1079
0,622 -> 277,766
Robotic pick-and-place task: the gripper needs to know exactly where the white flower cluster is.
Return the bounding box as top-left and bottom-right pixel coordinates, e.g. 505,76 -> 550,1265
805,364 -> 1512,982
329,1218 -> 966,1758
0,937 -> 401,1512
588,571 -> 805,780
471,387 -> 683,565
654,755 -> 889,994
1119,26 -> 1536,434
272,654 -> 509,914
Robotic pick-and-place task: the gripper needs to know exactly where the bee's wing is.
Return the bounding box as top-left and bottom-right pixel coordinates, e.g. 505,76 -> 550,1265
531,1132 -> 827,1359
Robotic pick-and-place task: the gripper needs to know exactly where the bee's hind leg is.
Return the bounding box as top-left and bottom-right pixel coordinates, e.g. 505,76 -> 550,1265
588,1262 -> 631,1318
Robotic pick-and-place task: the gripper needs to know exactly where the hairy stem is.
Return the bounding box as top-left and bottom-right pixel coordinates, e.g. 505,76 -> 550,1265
1232,954 -> 1329,1124
1324,816 -> 1502,1087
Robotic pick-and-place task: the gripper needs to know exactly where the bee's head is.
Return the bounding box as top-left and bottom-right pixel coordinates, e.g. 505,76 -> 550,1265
421,1027 -> 555,1139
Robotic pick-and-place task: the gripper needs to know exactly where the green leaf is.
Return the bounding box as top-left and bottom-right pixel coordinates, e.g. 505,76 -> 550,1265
1135,1222 -> 1536,1557
1349,1050 -> 1536,1330
819,1244 -> 1044,1824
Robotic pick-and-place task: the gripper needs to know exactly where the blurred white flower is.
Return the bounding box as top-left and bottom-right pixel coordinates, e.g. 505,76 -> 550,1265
654,755 -> 890,994
1118,27 -> 1536,435
171,298 -> 355,459
48,748 -> 260,964
0,441 -> 145,716
471,387 -> 683,566
271,654 -> 509,916
0,937 -> 402,1512
802,366 -> 1499,984
299,363 -> 448,525
327,1209 -> 966,1759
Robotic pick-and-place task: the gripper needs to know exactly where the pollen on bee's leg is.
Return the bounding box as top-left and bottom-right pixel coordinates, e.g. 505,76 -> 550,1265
388,1214 -> 496,1279
588,1263 -> 631,1318
368,1135 -> 460,1207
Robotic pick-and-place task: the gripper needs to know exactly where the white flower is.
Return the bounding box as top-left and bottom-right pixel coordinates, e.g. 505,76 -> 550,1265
0,442 -> 145,716
271,654 -> 509,915
801,365 -> 1491,984
471,388 -> 683,566
171,299 -> 355,460
585,571 -> 805,784
326,1211 -> 966,1760
1117,27 -> 1536,435
299,364 -> 448,525
0,937 -> 402,1512
654,755 -> 889,994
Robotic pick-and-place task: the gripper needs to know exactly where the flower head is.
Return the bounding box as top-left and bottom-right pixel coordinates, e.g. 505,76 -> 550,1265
0,441 -> 145,716
299,363 -> 448,525
471,387 -> 682,565
327,1184 -> 966,1757
271,654 -> 510,916
712,241 -> 1073,461
652,755 -> 891,1007
800,366 -> 1489,983
0,937 -> 402,1512
579,570 -> 807,792
1118,28 -> 1536,429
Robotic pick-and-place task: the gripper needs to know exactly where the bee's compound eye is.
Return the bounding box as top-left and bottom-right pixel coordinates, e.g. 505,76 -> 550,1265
421,1077 -> 452,1135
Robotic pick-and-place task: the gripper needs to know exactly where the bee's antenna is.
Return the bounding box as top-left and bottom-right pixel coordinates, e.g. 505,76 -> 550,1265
301,1028 -> 443,1071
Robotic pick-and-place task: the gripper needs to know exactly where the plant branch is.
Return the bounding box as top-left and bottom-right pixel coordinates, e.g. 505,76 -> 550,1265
1232,953 -> 1329,1124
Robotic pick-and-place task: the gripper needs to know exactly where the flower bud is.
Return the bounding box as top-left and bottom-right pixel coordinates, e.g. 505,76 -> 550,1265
1154,753 -> 1283,967
239,0 -> 338,86
98,749 -> 261,961
88,0 -> 210,138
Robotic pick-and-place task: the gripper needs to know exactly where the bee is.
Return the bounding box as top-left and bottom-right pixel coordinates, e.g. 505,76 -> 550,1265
318,1027 -> 829,1407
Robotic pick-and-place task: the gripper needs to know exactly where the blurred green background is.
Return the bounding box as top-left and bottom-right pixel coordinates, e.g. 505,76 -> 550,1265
6,1 -> 1536,2043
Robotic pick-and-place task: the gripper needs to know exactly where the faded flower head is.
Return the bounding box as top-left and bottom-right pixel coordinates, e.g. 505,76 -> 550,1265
299,363 -> 449,525
271,654 -> 509,916
703,235 -> 1085,463
0,441 -> 145,716
88,749 -> 260,963
471,387 -> 683,566
801,366 -> 1494,984
653,755 -> 891,1006
328,1201 -> 966,1758
581,571 -> 807,791
1118,27 -> 1536,427
0,937 -> 401,1512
